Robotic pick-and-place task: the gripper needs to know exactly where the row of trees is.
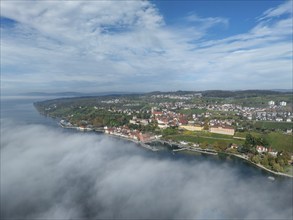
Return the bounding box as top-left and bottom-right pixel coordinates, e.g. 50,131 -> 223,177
251,151 -> 291,172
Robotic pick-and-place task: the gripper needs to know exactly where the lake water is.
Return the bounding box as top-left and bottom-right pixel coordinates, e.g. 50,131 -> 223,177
1,96 -> 60,126
1,96 -> 292,219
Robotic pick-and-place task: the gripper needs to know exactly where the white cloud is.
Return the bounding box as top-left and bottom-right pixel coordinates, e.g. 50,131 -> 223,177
185,13 -> 229,28
0,1 -> 292,93
1,1 -> 163,42
259,0 -> 292,20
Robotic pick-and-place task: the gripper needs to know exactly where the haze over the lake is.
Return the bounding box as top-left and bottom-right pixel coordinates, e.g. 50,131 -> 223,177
1,0 -> 292,94
1,120 -> 292,219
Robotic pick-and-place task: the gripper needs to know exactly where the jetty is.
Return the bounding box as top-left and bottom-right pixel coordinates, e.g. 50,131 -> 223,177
146,140 -> 218,155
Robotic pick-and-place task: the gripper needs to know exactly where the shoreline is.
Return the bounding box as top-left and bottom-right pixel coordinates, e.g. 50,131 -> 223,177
228,153 -> 293,178
153,142 -> 293,178
60,124 -> 293,178
107,133 -> 293,178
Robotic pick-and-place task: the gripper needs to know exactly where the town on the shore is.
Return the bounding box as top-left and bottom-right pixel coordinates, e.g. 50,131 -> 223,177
34,90 -> 293,177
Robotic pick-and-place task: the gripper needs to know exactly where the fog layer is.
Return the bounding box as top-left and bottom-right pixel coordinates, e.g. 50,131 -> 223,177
1,121 -> 292,219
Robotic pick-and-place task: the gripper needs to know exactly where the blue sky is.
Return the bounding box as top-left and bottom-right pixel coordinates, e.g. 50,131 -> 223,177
156,1 -> 284,37
1,0 -> 292,94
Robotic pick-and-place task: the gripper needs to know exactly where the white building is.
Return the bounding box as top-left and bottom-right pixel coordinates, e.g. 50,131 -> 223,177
268,151 -> 278,157
268,100 -> 275,106
129,119 -> 138,125
276,118 -> 283,122
280,101 -> 287,106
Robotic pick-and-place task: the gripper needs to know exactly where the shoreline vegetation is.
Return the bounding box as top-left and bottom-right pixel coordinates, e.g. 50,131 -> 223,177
59,123 -> 293,178
34,90 -> 293,179
228,153 -> 293,178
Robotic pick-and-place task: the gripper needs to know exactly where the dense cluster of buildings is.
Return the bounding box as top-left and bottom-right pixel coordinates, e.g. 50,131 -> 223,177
104,126 -> 158,142
94,95 -> 291,123
92,97 -> 292,137
151,93 -> 202,100
56,94 -> 292,144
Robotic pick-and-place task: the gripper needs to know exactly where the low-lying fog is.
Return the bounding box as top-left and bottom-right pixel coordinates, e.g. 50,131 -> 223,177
1,121 -> 292,219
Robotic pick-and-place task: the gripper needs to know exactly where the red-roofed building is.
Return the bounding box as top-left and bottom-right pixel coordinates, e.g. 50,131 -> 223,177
256,145 -> 268,153
138,132 -> 154,142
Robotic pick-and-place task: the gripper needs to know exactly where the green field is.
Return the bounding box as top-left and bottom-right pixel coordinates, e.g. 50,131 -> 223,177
235,131 -> 293,153
266,132 -> 293,152
168,130 -> 293,153
254,121 -> 293,131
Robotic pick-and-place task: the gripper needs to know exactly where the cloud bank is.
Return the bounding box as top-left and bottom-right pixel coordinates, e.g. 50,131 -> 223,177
0,1 -> 292,93
1,121 -> 292,219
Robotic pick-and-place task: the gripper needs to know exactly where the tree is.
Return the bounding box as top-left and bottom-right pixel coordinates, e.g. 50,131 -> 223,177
261,155 -> 269,167
243,136 -> 254,153
268,156 -> 276,167
276,158 -> 285,167
245,133 -> 256,147
256,136 -> 269,147
277,151 -> 290,166
200,142 -> 209,149
251,155 -> 260,164
162,127 -> 178,136
272,163 -> 283,172
213,141 -> 227,151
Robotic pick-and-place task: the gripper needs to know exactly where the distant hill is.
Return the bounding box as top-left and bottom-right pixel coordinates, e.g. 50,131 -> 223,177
271,89 -> 293,93
22,89 -> 292,99
201,90 -> 292,98
22,92 -> 84,97
146,90 -> 292,98
21,91 -> 141,97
